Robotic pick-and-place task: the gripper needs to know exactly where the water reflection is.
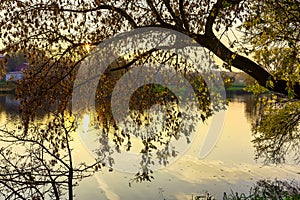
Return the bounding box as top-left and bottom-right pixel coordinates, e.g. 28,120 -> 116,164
0,94 -> 20,127
0,94 -> 19,113
0,94 -> 299,199
76,94 -> 299,199
227,93 -> 260,122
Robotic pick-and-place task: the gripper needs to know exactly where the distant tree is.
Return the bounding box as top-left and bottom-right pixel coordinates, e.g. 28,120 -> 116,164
5,51 -> 27,72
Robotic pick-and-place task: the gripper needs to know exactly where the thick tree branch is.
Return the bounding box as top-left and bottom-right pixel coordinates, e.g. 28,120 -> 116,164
199,0 -> 300,98
205,0 -> 223,36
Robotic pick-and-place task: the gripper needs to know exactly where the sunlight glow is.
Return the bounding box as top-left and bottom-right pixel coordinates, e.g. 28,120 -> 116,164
83,44 -> 91,52
82,114 -> 90,134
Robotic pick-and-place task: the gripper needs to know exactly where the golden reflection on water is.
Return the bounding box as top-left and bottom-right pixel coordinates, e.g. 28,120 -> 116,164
0,111 -> 6,126
0,98 -> 299,199
75,100 -> 300,199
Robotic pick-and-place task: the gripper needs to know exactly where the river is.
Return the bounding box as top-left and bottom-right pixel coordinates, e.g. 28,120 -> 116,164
0,93 -> 299,199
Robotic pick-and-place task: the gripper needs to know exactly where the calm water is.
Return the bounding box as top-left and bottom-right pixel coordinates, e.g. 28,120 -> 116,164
0,94 -> 299,199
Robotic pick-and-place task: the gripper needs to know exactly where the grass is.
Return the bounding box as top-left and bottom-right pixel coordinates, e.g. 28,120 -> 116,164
0,80 -> 16,92
192,180 -> 300,200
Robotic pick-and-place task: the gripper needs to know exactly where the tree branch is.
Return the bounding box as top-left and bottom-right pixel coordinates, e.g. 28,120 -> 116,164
0,180 -> 26,200
146,0 -> 174,28
199,0 -> 300,98
205,0 -> 223,36
110,48 -> 158,72
179,0 -> 189,31
59,5 -> 137,28
162,0 -> 183,29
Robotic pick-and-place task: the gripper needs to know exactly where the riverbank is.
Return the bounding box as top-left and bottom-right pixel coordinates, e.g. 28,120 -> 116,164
226,83 -> 252,98
226,83 -> 247,91
0,81 -> 16,93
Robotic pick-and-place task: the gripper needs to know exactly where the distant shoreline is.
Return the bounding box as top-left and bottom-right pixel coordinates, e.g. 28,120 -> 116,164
226,83 -> 247,91
0,81 -> 16,94
0,82 -> 250,95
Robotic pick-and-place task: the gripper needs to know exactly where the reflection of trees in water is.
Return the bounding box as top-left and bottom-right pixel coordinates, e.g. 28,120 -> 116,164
243,94 -> 260,122
0,94 -> 58,122
0,94 -> 19,114
0,94 -> 20,124
252,97 -> 300,164
227,93 -> 300,165
229,93 -> 300,165
227,93 -> 260,122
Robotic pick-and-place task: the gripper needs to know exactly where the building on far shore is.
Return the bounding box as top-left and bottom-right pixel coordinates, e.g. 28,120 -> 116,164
5,62 -> 29,81
5,71 -> 24,81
